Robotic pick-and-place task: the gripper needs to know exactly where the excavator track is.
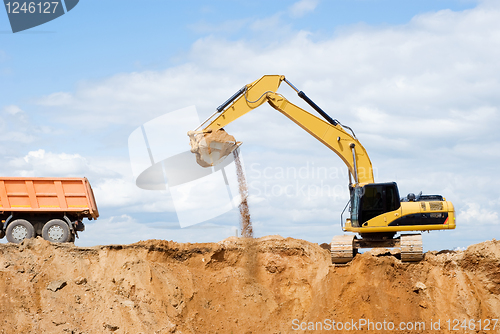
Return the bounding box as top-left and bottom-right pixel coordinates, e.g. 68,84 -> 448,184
400,234 -> 423,262
331,235 -> 356,264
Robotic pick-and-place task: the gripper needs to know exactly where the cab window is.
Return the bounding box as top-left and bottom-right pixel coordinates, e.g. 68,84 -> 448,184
352,183 -> 400,225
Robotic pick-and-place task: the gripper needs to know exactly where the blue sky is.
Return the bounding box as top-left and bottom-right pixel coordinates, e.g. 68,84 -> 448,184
1,0 -> 477,100
2,0 -> 499,250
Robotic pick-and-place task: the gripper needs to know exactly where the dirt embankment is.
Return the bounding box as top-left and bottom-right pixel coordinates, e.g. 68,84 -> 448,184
0,237 -> 498,334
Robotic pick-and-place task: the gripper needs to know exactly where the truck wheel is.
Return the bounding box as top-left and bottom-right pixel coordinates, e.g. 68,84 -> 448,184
6,219 -> 35,243
42,219 -> 71,243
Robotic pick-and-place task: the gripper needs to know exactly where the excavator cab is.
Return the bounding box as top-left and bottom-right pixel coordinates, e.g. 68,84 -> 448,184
350,182 -> 401,228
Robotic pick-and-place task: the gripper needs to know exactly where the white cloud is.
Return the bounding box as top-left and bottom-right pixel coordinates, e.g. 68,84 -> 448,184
458,203 -> 499,225
0,107 -> 42,152
9,149 -> 103,177
0,131 -> 36,145
289,0 -> 319,18
38,92 -> 73,106
3,104 -> 23,115
92,177 -> 175,212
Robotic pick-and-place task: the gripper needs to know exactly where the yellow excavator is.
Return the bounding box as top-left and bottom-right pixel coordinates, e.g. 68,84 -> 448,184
188,75 -> 455,263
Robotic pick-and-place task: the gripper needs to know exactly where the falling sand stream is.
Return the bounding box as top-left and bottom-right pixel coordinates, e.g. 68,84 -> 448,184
233,149 -> 253,238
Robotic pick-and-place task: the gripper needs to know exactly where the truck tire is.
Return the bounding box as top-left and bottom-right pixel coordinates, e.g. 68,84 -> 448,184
6,219 -> 35,243
42,219 -> 71,243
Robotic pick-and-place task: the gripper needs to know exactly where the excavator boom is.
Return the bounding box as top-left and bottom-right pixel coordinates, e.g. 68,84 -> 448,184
189,75 -> 374,185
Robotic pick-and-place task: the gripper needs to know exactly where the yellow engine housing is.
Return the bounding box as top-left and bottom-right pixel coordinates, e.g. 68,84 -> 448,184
345,200 -> 455,233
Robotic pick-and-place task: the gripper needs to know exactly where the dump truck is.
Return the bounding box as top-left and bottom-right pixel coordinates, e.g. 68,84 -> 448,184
0,177 -> 98,243
188,75 -> 456,263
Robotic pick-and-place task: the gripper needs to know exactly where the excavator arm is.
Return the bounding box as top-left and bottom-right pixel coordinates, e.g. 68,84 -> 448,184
188,75 -> 374,185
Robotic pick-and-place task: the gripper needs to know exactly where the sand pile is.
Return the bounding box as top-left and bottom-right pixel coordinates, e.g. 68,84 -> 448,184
0,237 -> 498,333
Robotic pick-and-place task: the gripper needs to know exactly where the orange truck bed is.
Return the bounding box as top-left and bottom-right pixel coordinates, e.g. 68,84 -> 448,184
0,177 -> 99,219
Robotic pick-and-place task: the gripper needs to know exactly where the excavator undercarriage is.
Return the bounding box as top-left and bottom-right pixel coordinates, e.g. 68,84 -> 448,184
331,233 -> 423,264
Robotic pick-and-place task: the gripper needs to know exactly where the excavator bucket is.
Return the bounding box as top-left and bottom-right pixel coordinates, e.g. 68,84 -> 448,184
188,129 -> 241,167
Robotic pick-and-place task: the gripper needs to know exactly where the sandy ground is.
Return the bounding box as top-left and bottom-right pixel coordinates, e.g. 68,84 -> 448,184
0,236 -> 498,334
